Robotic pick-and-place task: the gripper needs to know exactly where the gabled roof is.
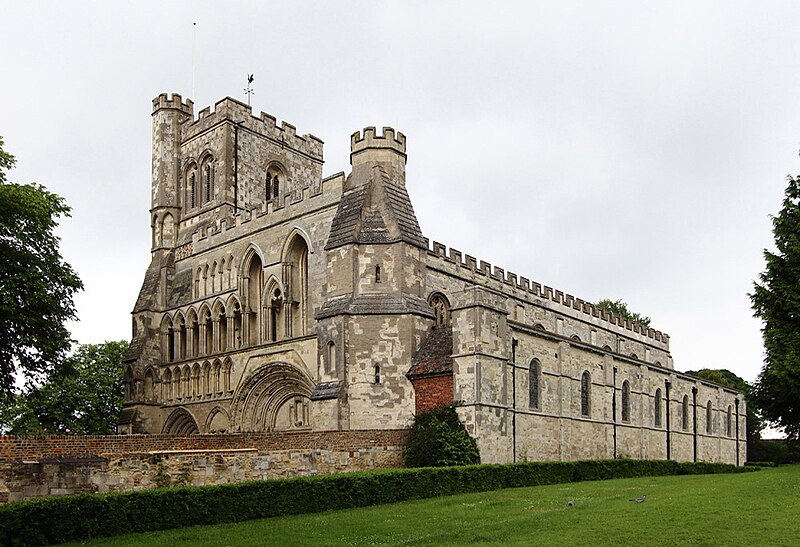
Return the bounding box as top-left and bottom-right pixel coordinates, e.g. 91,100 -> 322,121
407,326 -> 454,379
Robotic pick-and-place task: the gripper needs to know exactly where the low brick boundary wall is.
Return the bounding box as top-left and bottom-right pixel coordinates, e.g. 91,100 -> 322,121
0,430 -> 409,502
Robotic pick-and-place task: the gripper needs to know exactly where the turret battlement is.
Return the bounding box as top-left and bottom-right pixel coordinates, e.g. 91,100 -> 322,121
424,239 -> 670,346
350,126 -> 407,171
182,96 -> 323,161
152,93 -> 194,116
350,126 -> 406,155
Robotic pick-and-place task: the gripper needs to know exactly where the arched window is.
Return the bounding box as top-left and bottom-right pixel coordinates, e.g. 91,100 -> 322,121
203,362 -> 212,397
327,341 -> 337,374
269,287 -> 283,342
654,388 -> 662,427
189,172 -> 196,209
163,368 -> 173,401
176,315 -> 187,361
164,318 -> 175,362
191,363 -> 201,398
429,293 -> 450,327
203,159 -> 214,204
621,380 -> 631,422
285,234 -> 309,337
232,302 -> 243,349
726,405 -> 732,437
245,253 -> 263,346
706,401 -> 713,434
529,359 -> 541,410
580,371 -> 591,417
682,394 -> 690,430
375,264 -> 381,283
374,364 -> 381,384
174,367 -> 182,400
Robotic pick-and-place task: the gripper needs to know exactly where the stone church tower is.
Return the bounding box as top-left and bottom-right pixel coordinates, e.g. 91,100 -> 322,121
121,93 -> 745,466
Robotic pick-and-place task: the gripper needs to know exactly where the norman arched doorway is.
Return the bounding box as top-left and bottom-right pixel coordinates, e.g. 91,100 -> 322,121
230,362 -> 314,432
162,407 -> 200,434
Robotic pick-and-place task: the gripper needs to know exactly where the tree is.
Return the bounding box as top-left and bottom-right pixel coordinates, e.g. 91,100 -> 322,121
751,174 -> 800,441
0,136 -> 83,397
405,405 -> 480,467
0,341 -> 128,435
595,298 -> 651,327
684,368 -> 764,457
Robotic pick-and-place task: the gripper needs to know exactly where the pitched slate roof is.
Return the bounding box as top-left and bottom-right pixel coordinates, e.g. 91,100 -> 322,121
325,165 -> 426,250
317,294 -> 434,320
407,326 -> 454,379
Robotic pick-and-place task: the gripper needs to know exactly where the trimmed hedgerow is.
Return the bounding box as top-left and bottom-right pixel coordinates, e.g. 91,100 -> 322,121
0,459 -> 752,546
405,405 -> 480,467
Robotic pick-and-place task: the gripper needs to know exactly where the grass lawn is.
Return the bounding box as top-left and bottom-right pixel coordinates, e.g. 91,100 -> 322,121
64,464 -> 800,546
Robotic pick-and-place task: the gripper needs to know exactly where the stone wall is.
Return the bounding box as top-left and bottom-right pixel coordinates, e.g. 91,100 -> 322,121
0,430 -> 408,503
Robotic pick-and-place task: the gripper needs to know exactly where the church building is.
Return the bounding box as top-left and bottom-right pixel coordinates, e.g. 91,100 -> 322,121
120,93 -> 745,465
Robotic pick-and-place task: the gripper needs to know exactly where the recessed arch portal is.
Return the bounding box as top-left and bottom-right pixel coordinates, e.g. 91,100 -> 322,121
231,362 -> 314,432
162,407 -> 200,434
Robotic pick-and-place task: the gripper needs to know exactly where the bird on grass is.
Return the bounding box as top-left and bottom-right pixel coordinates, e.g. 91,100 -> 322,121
629,494 -> 647,503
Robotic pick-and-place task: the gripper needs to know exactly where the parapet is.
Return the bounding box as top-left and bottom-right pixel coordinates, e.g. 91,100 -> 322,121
182,96 -> 323,161
350,126 -> 406,166
424,239 -> 670,346
152,93 -> 194,116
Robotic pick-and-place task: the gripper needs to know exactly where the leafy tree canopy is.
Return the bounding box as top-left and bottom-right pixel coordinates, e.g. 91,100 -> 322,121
0,136 -> 83,397
595,298 -> 652,327
751,174 -> 800,440
0,341 -> 128,435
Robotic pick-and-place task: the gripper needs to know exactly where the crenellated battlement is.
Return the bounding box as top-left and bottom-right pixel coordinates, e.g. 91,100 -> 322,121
350,126 -> 406,155
349,126 -> 408,172
425,238 -> 669,344
152,93 -> 194,116
180,96 -> 323,161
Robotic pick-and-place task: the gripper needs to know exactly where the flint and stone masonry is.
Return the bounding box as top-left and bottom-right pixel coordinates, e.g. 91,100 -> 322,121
120,93 -> 746,466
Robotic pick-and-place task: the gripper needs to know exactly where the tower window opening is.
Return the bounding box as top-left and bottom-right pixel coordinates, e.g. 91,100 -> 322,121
374,364 -> 381,384
375,265 -> 381,283
190,173 -> 196,209
273,175 -> 280,199
655,388 -> 662,427
580,371 -> 591,417
621,380 -> 631,422
204,164 -> 213,203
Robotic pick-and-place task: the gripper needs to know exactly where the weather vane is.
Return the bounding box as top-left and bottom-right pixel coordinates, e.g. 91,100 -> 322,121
245,74 -> 255,106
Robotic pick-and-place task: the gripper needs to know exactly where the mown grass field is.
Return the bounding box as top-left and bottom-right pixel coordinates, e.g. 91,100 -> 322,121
65,464 -> 800,546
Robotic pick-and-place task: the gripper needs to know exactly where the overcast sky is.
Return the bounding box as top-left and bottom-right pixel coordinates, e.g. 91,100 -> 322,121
2,1 -> 799,388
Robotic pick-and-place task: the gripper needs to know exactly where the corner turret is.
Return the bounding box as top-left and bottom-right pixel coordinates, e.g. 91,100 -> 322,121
350,126 -> 406,186
151,93 -> 193,251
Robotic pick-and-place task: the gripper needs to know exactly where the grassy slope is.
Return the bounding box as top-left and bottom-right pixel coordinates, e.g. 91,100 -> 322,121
65,465 -> 800,546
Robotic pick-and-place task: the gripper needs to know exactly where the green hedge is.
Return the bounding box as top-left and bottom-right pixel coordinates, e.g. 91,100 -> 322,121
0,459 -> 751,546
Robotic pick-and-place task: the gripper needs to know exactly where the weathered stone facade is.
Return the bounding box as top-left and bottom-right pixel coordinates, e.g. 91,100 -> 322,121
122,93 -> 745,466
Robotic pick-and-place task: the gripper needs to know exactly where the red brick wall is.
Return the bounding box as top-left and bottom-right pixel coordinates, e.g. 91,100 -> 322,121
412,375 -> 453,414
0,429 -> 409,461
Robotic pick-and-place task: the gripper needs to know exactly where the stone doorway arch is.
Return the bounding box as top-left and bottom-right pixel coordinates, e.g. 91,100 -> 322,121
230,362 -> 314,432
162,407 -> 200,434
